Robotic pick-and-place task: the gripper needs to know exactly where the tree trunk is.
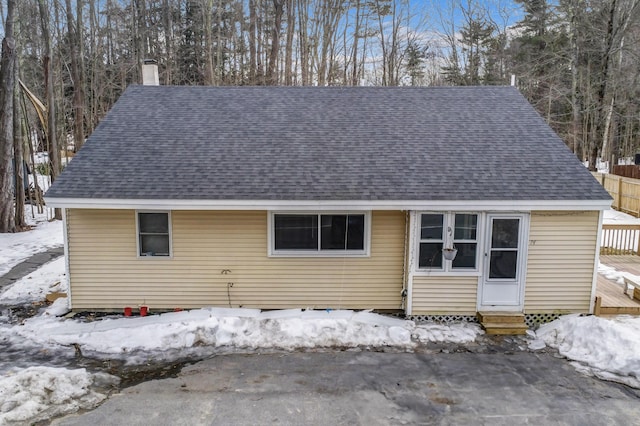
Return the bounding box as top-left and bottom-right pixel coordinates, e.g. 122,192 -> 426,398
255,0 -> 264,84
65,0 -> 85,152
284,0 -> 294,85
204,0 -> 215,85
76,0 -> 86,144
249,0 -> 257,83
375,0 -> 387,86
593,0 -> 618,170
351,0 -> 361,85
0,0 -> 16,232
297,0 -> 309,85
13,48 -> 25,230
267,0 -> 284,85
163,0 -> 173,84
215,0 -> 224,84
38,0 -> 61,220
568,0 -> 581,158
134,0 -> 148,82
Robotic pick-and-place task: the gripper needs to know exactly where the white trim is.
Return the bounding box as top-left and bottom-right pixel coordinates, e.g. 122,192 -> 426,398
414,211 -> 482,273
519,215 -> 530,310
477,213 -> 529,312
62,209 -> 72,310
413,271 -> 481,277
135,210 -> 173,258
405,211 -> 417,316
45,197 -> 612,212
268,211 -> 371,257
417,212 -> 446,272
401,211 -> 410,312
590,210 -> 605,314
266,211 -> 273,257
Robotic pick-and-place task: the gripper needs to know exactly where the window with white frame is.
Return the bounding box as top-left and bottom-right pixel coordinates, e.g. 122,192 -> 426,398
137,212 -> 171,257
418,213 -> 478,271
272,213 -> 368,255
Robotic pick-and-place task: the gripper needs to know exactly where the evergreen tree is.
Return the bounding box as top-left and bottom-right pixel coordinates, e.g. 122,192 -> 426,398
404,40 -> 426,86
459,17 -> 494,85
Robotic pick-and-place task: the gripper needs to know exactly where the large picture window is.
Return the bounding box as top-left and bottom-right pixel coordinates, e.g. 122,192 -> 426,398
138,212 -> 171,257
272,213 -> 368,255
418,212 -> 478,271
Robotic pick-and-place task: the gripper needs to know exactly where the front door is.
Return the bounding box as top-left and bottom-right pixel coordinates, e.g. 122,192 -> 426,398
479,214 -> 527,310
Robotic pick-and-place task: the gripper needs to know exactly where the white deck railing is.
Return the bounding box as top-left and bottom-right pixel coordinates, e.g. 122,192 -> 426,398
601,224 -> 640,255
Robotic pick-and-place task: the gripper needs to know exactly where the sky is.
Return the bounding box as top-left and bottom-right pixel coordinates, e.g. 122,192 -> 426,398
0,0 -> 527,41
0,204 -> 639,423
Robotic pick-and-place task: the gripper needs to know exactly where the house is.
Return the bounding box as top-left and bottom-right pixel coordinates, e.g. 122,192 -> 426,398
44,68 -> 611,326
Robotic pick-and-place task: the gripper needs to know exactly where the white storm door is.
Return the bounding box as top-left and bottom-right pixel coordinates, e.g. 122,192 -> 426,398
480,215 -> 526,309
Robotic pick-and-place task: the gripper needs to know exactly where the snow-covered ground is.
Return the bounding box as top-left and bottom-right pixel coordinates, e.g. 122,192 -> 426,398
1,208 -> 640,423
603,208 -> 640,225
0,258 -> 66,305
0,205 -> 61,276
0,367 -> 117,424
12,301 -> 483,363
0,256 -> 482,422
530,314 -> 640,389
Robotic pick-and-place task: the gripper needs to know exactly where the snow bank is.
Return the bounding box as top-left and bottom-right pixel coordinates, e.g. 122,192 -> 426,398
531,315 -> 640,388
413,322 -> 482,344
603,208 -> 640,225
15,307 -> 418,362
0,367 -> 118,424
0,257 -> 67,305
0,256 -> 481,365
0,208 -> 62,276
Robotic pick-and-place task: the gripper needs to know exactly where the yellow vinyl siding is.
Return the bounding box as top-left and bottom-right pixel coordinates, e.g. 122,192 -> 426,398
411,276 -> 478,315
525,211 -> 599,313
66,209 -> 405,310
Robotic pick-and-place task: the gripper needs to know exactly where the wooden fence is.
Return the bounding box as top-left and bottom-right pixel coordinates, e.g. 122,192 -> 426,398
600,224 -> 640,255
612,165 -> 640,179
592,172 -> 640,217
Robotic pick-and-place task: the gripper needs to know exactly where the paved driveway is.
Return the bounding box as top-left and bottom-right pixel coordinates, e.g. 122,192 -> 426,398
53,351 -> 640,425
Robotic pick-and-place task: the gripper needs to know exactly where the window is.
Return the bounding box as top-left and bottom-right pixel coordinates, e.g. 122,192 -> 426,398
418,213 -> 478,271
488,218 -> 519,279
272,213 -> 368,255
452,213 -> 478,269
418,214 -> 444,268
137,212 -> 171,256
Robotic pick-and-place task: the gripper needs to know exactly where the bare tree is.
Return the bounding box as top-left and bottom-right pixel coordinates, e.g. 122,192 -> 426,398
267,0 -> 285,84
13,49 -> 26,230
284,0 -> 295,84
65,0 -> 86,151
0,0 -> 16,232
38,0 -> 61,220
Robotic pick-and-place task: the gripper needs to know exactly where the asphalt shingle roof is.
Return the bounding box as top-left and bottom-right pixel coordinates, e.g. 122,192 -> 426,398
45,85 -> 611,202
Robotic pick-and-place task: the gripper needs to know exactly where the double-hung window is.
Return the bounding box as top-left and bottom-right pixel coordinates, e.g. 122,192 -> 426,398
137,212 -> 171,257
272,212 -> 368,255
418,213 -> 478,271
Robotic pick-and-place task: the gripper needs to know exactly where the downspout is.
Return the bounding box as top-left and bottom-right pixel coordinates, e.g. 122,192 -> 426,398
405,211 -> 416,316
401,210 -> 409,312
589,210 -> 605,314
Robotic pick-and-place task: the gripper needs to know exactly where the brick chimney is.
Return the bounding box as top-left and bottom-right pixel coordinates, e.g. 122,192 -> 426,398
142,59 -> 159,85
